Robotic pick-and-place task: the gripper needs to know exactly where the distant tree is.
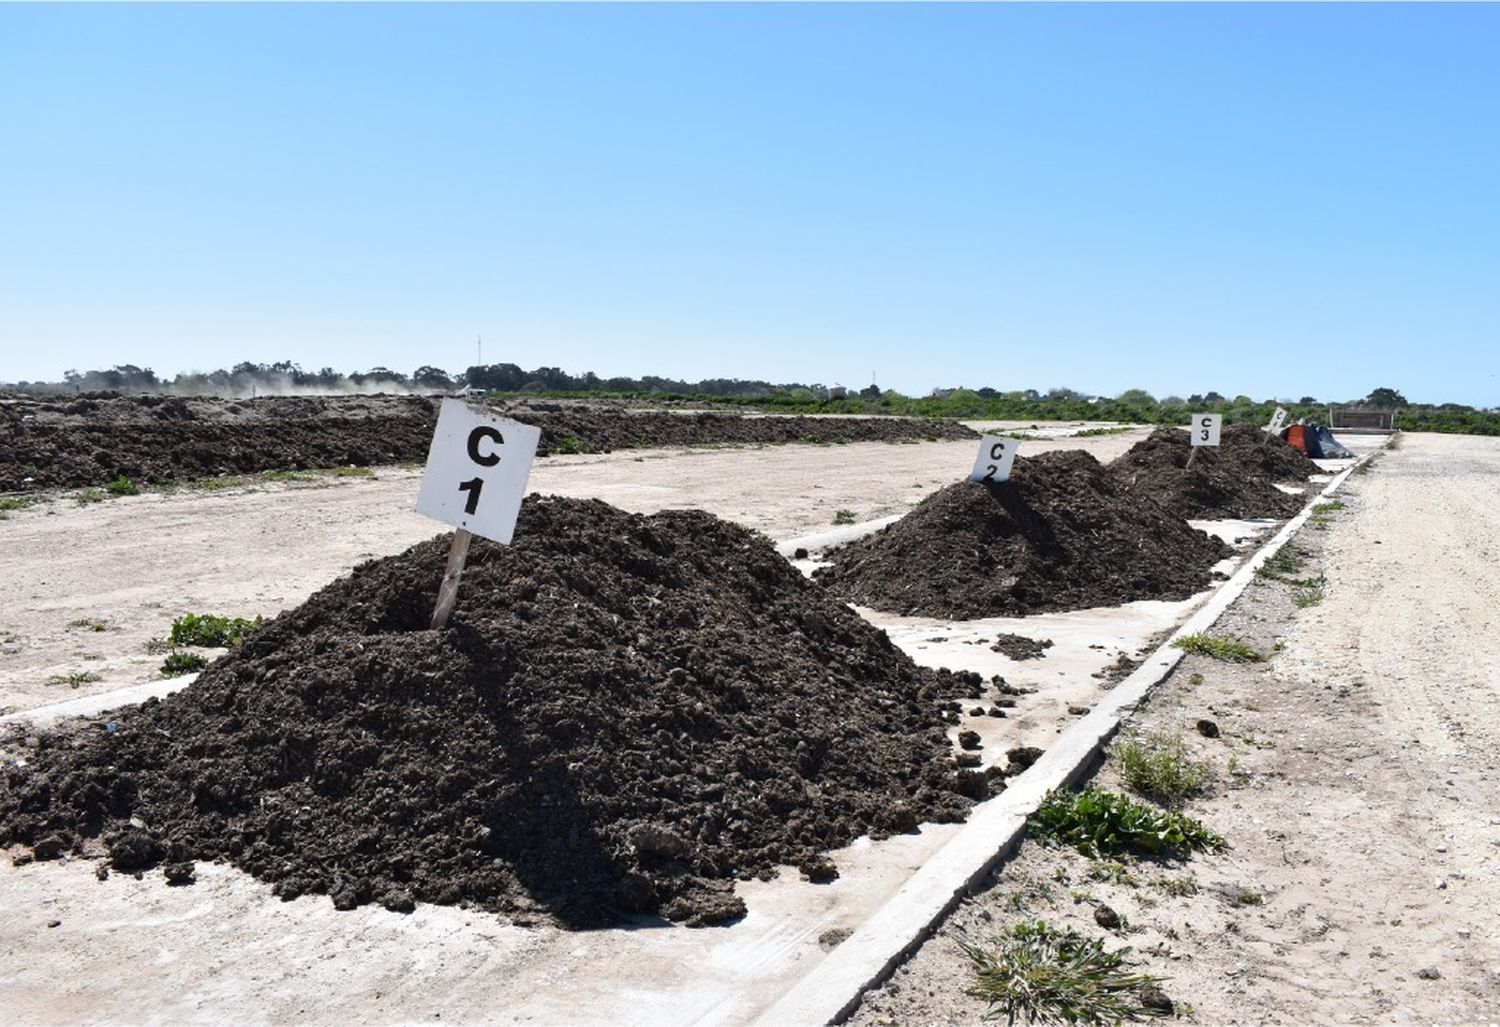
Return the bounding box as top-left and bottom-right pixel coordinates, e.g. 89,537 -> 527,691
859,384 -> 882,399
1298,395 -> 1319,405
1117,388 -> 1156,405
1364,386 -> 1407,407
411,365 -> 454,390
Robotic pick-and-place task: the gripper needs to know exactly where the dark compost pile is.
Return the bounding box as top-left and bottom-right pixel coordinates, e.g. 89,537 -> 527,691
0,393 -> 975,491
812,449 -> 1232,620
0,497 -> 981,927
1106,425 -> 1313,520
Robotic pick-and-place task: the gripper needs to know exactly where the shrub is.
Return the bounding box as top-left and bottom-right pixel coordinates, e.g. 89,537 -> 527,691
168,612 -> 264,648
161,651 -> 208,677
1028,788 -> 1223,859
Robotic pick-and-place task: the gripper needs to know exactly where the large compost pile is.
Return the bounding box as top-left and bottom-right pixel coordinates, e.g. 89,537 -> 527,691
0,497 -> 981,927
812,449 -> 1232,619
0,393 -> 975,491
1107,425 -> 1311,519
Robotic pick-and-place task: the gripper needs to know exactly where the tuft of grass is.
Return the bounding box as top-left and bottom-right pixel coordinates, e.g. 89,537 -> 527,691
1292,577 -> 1327,608
68,618 -> 110,632
1309,499 -> 1345,529
325,465 -> 374,478
1116,729 -> 1212,807
73,489 -> 107,505
47,670 -> 103,689
832,509 -> 857,525
0,494 -> 45,519
161,651 -> 208,677
168,612 -> 263,648
1074,426 -> 1132,438
1028,788 -> 1224,860
1352,455 -> 1377,476
1172,634 -> 1263,663
956,919 -> 1169,1025
104,475 -> 141,496
1255,547 -> 1305,581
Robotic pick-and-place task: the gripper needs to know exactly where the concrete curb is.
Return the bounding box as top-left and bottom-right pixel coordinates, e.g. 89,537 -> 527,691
775,515 -> 902,558
1,675 -> 199,728
753,457 -> 1367,1027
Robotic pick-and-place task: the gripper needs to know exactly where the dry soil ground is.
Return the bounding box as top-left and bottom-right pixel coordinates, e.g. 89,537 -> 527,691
850,431 -> 1500,1026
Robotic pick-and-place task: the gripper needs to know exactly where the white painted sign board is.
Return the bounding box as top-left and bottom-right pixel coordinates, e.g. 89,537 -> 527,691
1266,407 -> 1288,434
1190,413 -> 1222,448
416,399 -> 541,544
970,435 -> 1021,483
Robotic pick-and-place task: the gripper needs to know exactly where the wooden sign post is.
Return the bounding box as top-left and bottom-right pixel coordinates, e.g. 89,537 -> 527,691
416,400 -> 541,629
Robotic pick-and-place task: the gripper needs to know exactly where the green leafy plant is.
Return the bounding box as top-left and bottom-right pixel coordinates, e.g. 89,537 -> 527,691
956,919 -> 1169,1025
831,509 -> 857,525
46,670 -> 103,689
1171,634 -> 1263,663
161,651 -> 208,677
68,618 -> 110,632
1028,788 -> 1223,859
104,475 -> 140,496
168,612 -> 263,648
1255,547 -> 1305,581
1292,577 -> 1327,608
1309,499 -> 1345,529
73,489 -> 107,505
1115,729 -> 1212,807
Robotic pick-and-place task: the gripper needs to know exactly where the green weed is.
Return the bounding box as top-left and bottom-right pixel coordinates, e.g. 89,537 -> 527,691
832,509 -> 857,526
47,670 -> 103,689
1115,729 -> 1212,807
1028,788 -> 1224,860
68,619 -> 110,632
1172,634 -> 1263,663
168,612 -> 263,648
161,651 -> 208,677
104,475 -> 140,496
73,489 -> 107,505
956,919 -> 1169,1025
1255,547 -> 1305,581
1293,577 -> 1327,608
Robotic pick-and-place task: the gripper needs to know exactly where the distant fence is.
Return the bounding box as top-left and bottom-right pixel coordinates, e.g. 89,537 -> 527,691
1329,407 -> 1397,432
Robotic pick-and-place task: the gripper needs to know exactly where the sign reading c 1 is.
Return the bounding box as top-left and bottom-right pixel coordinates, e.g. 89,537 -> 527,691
416,399 -> 541,629
417,399 -> 541,544
970,434 -> 1021,483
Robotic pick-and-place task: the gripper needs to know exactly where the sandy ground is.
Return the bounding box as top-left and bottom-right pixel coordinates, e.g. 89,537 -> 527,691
850,432 -> 1500,1026
0,428 -> 1147,717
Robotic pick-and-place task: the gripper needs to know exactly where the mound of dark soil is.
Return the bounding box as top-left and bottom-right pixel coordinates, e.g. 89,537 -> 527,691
0,497 -> 979,927
0,394 -> 975,491
812,450 -> 1231,619
1106,426 -> 1310,520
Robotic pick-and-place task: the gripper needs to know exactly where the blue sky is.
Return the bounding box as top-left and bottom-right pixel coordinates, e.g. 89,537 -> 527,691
2,3 -> 1496,405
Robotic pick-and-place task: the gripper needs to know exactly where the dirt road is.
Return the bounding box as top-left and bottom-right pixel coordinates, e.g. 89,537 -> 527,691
851,431 -> 1500,1025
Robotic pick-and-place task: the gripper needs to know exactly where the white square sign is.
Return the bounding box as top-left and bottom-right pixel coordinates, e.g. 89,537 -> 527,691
416,399 -> 541,544
1190,412 -> 1222,447
970,435 -> 1021,483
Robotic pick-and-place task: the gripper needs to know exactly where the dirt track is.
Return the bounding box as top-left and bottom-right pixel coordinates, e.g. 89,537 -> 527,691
850,432 -> 1500,1025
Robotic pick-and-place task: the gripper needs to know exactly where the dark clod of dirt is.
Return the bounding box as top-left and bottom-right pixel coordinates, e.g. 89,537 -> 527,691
1196,718 -> 1221,739
985,707 -> 1007,718
990,634 -> 1053,660
956,753 -> 983,768
47,919 -> 61,929
793,548 -> 809,560
957,730 -> 983,751
1416,967 -> 1442,981
1139,985 -> 1175,1013
94,864 -> 109,881
0,496 -> 976,928
814,451 -> 1232,620
1093,903 -> 1122,929
1067,705 -> 1090,716
1106,426 -> 1311,520
798,855 -> 839,883
163,861 -> 196,886
1005,746 -> 1045,775
31,834 -> 68,861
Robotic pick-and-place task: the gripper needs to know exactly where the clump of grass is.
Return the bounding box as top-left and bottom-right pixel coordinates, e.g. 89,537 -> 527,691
1172,634 -> 1263,663
1152,875 -> 1199,898
325,465 -> 374,478
831,509 -> 857,526
68,618 -> 110,632
168,612 -> 263,648
258,469 -> 317,483
1075,426 -> 1132,438
1309,499 -> 1345,529
73,489 -> 107,505
1353,456 -> 1377,476
956,919 -> 1169,1025
0,494 -> 45,519
104,475 -> 140,496
1292,577 -> 1327,608
161,651 -> 208,677
1028,788 -> 1223,859
47,670 -> 103,689
1255,547 -> 1305,581
1115,729 -> 1212,807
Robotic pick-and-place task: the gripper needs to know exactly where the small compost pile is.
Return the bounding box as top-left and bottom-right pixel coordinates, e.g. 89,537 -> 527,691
0,497 -> 978,927
1106,425 -> 1312,520
812,449 -> 1231,619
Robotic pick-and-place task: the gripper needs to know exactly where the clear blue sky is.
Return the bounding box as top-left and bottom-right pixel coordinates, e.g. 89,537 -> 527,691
2,3 -> 1496,405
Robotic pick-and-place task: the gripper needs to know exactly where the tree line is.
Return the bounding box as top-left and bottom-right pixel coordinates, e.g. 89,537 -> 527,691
6,362 -> 1494,434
